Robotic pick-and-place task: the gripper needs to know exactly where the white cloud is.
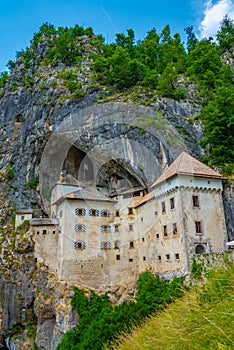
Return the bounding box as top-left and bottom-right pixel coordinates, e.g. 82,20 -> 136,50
198,0 -> 234,39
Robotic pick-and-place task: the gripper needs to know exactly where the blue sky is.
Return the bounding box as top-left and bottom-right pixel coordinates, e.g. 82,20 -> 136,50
0,0 -> 233,72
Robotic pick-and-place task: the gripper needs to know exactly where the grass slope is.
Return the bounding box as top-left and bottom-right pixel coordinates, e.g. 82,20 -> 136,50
112,265 -> 234,350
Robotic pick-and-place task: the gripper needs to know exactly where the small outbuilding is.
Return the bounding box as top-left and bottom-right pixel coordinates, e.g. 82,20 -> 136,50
15,209 -> 34,228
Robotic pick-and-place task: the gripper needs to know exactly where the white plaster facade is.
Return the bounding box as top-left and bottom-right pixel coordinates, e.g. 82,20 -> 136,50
15,209 -> 33,228
30,152 -> 227,289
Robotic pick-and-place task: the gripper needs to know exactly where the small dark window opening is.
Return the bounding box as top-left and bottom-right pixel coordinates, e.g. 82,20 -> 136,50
142,237 -> 145,242
173,223 -> 178,235
193,195 -> 200,208
52,230 -> 56,234
158,255 -> 162,261
43,229 -> 47,235
175,253 -> 180,260
76,208 -> 83,216
129,241 -> 134,249
128,207 -> 133,215
156,233 -> 159,239
166,254 -> 170,260
161,201 -> 166,213
170,197 -> 175,209
195,221 -> 202,234
114,225 -> 119,232
116,255 -> 120,260
115,210 -> 120,217
155,211 -> 158,216
114,241 -> 119,249
129,258 -> 133,262
129,224 -> 133,231
37,231 -> 40,235
21,215 -> 25,220
163,225 -> 168,237
91,209 -> 96,216
141,217 -> 144,222
143,256 -> 146,261
195,244 -> 206,254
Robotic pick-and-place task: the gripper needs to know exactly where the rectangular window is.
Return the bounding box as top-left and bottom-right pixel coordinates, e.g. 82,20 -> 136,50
158,255 -> 162,261
101,225 -> 111,233
129,258 -> 133,262
155,210 -> 158,216
170,197 -> 175,209
114,241 -> 119,249
192,195 -> 200,208
175,253 -> 180,260
114,225 -> 119,232
156,233 -> 159,239
166,254 -> 170,260
75,208 -> 85,216
116,255 -> 120,260
75,224 -> 86,232
89,209 -> 99,217
173,223 -> 178,235
100,241 -> 111,250
161,201 -> 166,213
129,241 -> 134,248
142,237 -> 145,242
129,224 -> 133,231
101,210 -> 110,217
195,221 -> 202,234
21,215 -> 25,220
128,207 -> 133,215
141,217 -> 144,222
43,229 -> 47,235
143,256 -> 146,261
115,210 -> 120,217
163,225 -> 168,237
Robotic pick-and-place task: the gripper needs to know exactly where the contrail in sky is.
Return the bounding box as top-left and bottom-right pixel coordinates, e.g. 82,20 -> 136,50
100,5 -> 120,33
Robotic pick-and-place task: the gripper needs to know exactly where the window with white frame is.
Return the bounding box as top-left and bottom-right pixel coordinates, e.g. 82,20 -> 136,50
195,221 -> 202,234
74,224 -> 86,232
75,208 -> 86,216
89,209 -> 99,217
101,225 -> 111,233
74,241 -> 86,250
100,241 -> 111,250
101,209 -> 111,217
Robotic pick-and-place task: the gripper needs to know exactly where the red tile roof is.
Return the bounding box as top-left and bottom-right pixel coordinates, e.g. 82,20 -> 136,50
151,152 -> 224,188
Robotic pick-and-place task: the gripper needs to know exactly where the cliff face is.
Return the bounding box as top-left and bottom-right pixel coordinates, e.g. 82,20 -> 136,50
0,36 -> 233,349
0,39 -> 204,211
0,223 -> 78,350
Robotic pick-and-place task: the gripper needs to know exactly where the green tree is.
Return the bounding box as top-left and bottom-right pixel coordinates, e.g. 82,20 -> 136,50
184,26 -> 198,52
200,85 -> 234,173
216,16 -> 234,53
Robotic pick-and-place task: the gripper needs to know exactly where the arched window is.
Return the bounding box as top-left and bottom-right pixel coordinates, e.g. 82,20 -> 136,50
195,244 -> 206,254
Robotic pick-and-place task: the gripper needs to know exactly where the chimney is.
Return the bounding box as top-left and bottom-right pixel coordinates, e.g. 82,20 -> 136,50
60,171 -> 65,183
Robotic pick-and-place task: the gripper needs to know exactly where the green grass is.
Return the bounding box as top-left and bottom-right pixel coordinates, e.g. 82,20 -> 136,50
111,265 -> 234,350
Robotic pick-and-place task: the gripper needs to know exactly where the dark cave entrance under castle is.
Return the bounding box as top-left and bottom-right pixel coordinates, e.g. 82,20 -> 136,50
63,144 -> 144,193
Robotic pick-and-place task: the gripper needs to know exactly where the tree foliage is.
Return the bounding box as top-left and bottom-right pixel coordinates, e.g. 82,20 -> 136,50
56,272 -> 184,350
2,16 -> 234,173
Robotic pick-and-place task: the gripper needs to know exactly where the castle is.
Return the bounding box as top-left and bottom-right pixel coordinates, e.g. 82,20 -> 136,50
26,152 -> 227,289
